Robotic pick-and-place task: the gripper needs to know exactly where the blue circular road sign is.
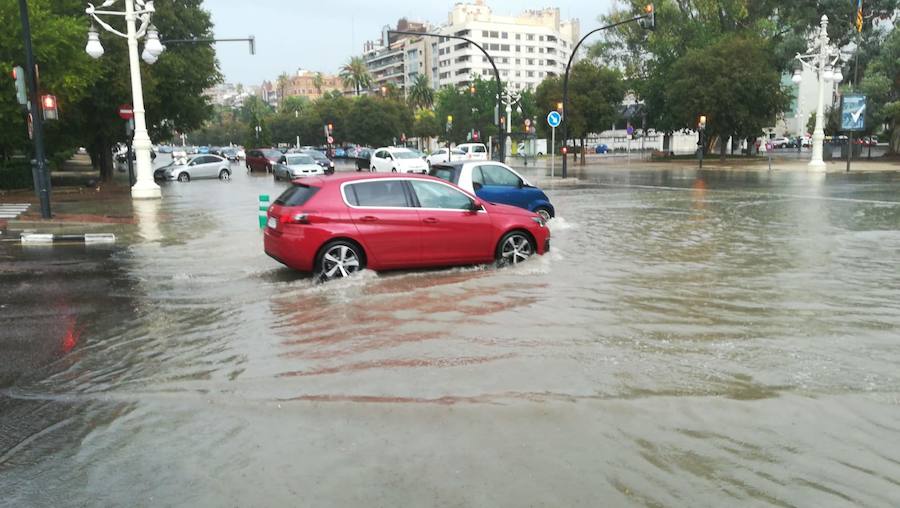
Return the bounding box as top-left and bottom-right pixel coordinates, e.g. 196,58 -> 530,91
547,111 -> 561,128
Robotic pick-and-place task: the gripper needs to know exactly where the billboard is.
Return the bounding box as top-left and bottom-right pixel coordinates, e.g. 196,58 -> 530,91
841,94 -> 866,132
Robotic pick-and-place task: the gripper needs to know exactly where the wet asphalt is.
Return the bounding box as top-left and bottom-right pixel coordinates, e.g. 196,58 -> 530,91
1,157 -> 900,506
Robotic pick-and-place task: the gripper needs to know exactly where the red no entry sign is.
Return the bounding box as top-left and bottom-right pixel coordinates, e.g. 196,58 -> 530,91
118,104 -> 134,120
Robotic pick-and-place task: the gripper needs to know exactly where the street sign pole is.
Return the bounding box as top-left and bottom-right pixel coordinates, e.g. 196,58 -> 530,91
18,0 -> 51,218
551,126 -> 556,178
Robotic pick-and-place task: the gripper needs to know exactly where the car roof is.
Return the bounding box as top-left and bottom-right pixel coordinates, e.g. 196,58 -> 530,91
291,172 -> 444,187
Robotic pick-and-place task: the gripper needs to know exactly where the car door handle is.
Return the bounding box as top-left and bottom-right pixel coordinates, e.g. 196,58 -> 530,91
359,216 -> 378,222
422,217 -> 438,224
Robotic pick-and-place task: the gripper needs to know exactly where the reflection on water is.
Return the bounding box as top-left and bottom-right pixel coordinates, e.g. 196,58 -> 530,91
2,168 -> 900,505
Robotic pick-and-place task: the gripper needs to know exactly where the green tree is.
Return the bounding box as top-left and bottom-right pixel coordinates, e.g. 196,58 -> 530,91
860,26 -> 900,153
276,72 -> 290,108
412,109 -> 440,147
340,56 -> 372,96
0,0 -> 100,163
666,34 -> 790,159
346,95 -> 413,147
408,74 -> 434,110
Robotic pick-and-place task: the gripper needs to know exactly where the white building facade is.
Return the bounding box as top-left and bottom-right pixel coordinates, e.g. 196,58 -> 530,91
432,1 -> 579,91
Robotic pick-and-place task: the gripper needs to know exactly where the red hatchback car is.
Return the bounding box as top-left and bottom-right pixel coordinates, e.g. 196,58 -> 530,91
264,174 -> 550,280
246,148 -> 283,173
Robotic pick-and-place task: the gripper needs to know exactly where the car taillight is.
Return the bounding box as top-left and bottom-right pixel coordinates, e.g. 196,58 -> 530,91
279,211 -> 322,225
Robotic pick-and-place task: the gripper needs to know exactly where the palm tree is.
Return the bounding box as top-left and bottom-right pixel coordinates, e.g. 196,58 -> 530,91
313,72 -> 325,96
408,74 -> 434,110
276,72 -> 290,107
340,57 -> 372,96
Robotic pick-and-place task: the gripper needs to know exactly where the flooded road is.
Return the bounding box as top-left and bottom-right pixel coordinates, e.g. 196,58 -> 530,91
2,165 -> 900,506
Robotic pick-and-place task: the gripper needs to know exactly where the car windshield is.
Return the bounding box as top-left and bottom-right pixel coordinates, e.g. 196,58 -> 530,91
430,167 -> 454,182
303,151 -> 327,161
393,151 -> 420,160
285,154 -> 314,165
263,150 -> 282,159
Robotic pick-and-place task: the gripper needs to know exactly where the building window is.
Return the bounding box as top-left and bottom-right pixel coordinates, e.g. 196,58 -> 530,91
501,44 -> 510,51
516,58 -> 521,65
502,70 -> 508,76
527,58 -> 534,65
539,47 -> 544,53
515,33 -> 521,40
483,56 -> 488,63
489,43 -> 499,51
527,46 -> 535,53
501,32 -> 508,39
515,71 -> 521,77
516,45 -> 521,52
490,31 -> 499,38
539,36 -> 544,42
482,31 -> 489,37
526,34 -> 535,41
527,71 -> 534,77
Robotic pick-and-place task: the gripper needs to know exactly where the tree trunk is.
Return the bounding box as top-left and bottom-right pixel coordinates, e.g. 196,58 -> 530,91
98,137 -> 114,182
719,135 -> 727,161
890,123 -> 899,155
580,138 -> 586,165
663,132 -> 672,154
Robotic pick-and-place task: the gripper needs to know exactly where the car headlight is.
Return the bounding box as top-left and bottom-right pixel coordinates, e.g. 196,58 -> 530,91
531,216 -> 546,228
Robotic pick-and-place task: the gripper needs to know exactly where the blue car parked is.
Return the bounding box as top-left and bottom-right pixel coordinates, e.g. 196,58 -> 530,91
429,161 -> 555,221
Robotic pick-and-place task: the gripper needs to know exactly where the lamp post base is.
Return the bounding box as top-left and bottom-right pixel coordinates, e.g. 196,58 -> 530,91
807,159 -> 827,171
131,181 -> 162,199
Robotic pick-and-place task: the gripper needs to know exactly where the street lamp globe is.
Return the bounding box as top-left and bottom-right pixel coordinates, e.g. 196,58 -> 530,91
823,66 -> 834,82
791,68 -> 802,84
141,47 -> 158,64
85,26 -> 104,59
832,68 -> 844,83
144,25 -> 164,57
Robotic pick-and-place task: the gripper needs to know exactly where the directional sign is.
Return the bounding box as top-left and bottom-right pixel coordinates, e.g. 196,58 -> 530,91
841,94 -> 866,132
118,104 -> 134,120
547,111 -> 561,128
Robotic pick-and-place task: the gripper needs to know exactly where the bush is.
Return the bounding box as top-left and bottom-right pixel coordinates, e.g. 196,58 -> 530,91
0,160 -> 34,190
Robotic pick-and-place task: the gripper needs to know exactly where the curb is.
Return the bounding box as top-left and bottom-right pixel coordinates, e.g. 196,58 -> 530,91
20,233 -> 116,244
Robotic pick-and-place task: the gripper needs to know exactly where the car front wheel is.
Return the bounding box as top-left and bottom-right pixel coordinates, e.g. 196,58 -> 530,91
219,169 -> 230,181
496,231 -> 534,266
316,241 -> 364,282
177,172 -> 190,182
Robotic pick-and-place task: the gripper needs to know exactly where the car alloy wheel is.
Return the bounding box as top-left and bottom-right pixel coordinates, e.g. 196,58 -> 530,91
497,231 -> 534,265
317,241 -> 363,281
219,169 -> 230,181
177,172 -> 190,182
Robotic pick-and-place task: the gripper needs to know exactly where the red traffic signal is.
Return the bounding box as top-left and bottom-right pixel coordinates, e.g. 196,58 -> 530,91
41,94 -> 59,120
11,65 -> 27,106
561,146 -> 568,154
639,4 -> 656,30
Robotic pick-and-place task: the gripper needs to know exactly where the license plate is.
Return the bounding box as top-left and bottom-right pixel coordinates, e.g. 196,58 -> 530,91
267,217 -> 278,229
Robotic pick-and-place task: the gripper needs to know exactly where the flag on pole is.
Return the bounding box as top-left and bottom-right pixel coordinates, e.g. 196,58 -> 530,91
856,0 -> 864,32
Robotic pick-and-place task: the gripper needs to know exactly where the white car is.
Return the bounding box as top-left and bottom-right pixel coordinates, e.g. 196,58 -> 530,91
369,147 -> 429,174
158,154 -> 231,182
456,143 -> 489,160
272,153 -> 324,180
426,147 -> 465,166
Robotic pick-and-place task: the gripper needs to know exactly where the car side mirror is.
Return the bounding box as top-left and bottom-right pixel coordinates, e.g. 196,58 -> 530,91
468,200 -> 483,212
517,179 -> 524,188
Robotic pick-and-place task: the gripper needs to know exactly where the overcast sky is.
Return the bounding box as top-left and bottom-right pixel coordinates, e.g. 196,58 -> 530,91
204,0 -> 616,86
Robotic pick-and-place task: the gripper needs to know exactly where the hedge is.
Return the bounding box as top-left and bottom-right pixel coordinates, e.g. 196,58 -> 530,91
0,161 -> 34,190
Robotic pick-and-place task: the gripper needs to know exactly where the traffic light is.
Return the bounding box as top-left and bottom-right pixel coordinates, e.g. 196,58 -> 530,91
327,123 -> 333,134
469,85 -> 476,95
638,4 -> 655,31
41,95 -> 58,120
11,66 -> 27,106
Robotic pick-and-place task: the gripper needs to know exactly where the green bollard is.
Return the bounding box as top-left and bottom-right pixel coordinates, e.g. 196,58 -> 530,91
258,194 -> 270,229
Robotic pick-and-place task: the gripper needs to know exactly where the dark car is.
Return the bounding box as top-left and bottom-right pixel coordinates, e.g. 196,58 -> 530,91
220,147 -> 239,161
246,148 -> 283,173
355,148 -> 372,171
116,148 -> 156,163
301,149 -> 335,175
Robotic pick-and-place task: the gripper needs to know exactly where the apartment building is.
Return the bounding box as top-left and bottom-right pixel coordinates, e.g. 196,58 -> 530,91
432,1 -> 579,91
363,19 -> 433,95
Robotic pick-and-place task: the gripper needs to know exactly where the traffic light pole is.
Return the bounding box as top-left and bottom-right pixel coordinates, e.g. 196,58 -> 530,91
18,0 -> 51,218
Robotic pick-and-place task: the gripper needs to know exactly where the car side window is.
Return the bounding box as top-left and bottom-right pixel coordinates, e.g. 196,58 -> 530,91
410,181 -> 473,210
473,145 -> 486,153
471,166 -> 485,186
346,181 -> 410,207
480,164 -> 520,186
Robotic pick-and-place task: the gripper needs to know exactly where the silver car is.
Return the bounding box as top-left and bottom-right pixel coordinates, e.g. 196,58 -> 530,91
273,153 -> 324,180
161,154 -> 231,182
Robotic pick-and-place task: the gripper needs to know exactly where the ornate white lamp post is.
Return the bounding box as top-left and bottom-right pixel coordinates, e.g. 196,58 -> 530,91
85,0 -> 164,198
793,15 -> 843,171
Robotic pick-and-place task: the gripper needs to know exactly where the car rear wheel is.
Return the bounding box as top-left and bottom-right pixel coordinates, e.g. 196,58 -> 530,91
219,169 -> 230,181
316,241 -> 364,282
177,172 -> 190,182
496,231 -> 534,266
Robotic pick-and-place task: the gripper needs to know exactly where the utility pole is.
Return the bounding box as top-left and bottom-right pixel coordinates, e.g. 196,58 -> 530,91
18,0 -> 51,218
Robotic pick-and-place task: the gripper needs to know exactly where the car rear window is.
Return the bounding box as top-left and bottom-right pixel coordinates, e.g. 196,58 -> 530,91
472,145 -> 486,153
275,184 -> 319,206
429,166 -> 455,182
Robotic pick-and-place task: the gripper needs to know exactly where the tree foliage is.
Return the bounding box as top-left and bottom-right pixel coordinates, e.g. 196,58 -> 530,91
340,56 -> 372,96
